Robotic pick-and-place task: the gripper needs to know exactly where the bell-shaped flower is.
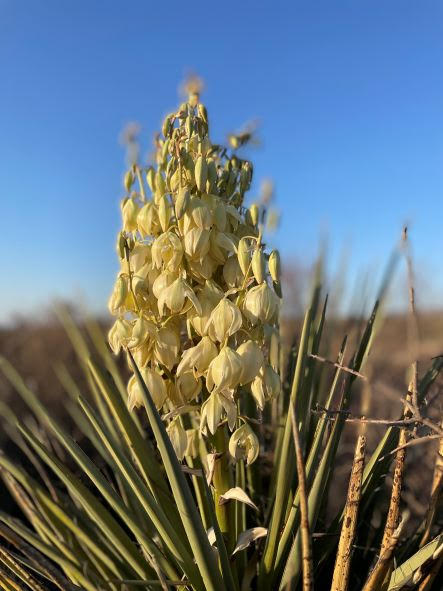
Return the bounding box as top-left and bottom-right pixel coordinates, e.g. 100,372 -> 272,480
108,318 -> 132,355
176,372 -> 202,403
157,278 -> 202,316
206,298 -> 242,343
137,201 -> 160,236
127,367 -> 167,411
250,365 -> 281,410
237,340 -> 264,385
185,428 -> 199,458
130,342 -> 153,369
200,391 -> 237,435
167,417 -> 188,460
243,283 -> 279,325
223,255 -> 244,288
154,325 -> 180,369
189,280 -> 224,336
121,198 -> 139,232
229,424 -> 260,465
189,197 -> 213,230
128,316 -> 156,349
108,275 -> 128,315
152,231 -> 183,271
183,227 -> 210,260
177,336 -> 218,376
152,270 -> 177,300
206,346 -> 243,392
188,255 -> 217,281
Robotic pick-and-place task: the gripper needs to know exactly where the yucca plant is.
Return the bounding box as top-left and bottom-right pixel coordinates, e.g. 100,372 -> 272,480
0,81 -> 442,591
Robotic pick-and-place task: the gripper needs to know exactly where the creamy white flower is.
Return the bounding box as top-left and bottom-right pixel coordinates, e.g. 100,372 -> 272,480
127,367 -> 167,411
108,318 -> 132,355
176,371 -> 202,403
121,198 -> 139,232
237,340 -> 264,385
108,275 -> 128,315
206,346 -> 243,392
243,283 -> 279,325
128,316 -> 156,349
183,227 -> 210,260
206,298 -> 242,343
177,336 -> 218,376
250,365 -> 281,409
167,417 -> 188,460
152,232 -> 183,271
229,424 -> 259,465
157,278 -> 202,316
154,325 -> 180,369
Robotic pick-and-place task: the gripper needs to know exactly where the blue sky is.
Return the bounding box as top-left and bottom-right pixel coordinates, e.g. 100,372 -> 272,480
1,0 -> 442,322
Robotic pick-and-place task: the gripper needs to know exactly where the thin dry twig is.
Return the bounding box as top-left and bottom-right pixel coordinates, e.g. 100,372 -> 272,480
308,354 -> 367,381
330,435 -> 366,591
378,434 -> 442,462
313,405 -> 420,428
289,402 -> 313,591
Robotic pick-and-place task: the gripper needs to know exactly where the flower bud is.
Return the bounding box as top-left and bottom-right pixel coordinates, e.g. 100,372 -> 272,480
198,103 -> 208,124
237,340 -> 264,385
249,203 -> 259,226
244,283 -> 279,325
237,237 -> 250,275
175,188 -> 190,220
177,336 -> 218,376
154,325 -> 180,369
124,169 -> 134,193
167,417 -> 187,460
206,158 -> 218,193
206,298 -> 242,343
229,424 -> 259,465
162,114 -> 173,138
251,248 -> 266,284
158,195 -> 172,232
121,198 -> 139,232
146,167 -> 156,193
195,155 -> 208,192
206,346 -> 243,392
127,367 -> 167,411
268,250 -> 281,282
155,171 -> 166,201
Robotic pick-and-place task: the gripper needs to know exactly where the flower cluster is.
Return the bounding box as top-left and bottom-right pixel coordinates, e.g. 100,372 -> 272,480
108,83 -> 281,462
